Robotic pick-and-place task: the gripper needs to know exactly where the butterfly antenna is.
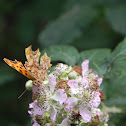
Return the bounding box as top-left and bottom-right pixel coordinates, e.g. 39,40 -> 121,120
18,89 -> 27,98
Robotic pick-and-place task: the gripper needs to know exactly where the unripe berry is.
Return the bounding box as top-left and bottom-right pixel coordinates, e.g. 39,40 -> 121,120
25,80 -> 33,90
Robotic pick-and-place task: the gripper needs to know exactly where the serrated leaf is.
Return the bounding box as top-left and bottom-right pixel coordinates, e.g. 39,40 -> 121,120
107,58 -> 126,79
109,75 -> 126,96
79,49 -> 111,76
80,48 -> 111,63
103,71 -> 126,102
41,45 -> 80,66
108,38 -> 126,61
101,39 -> 126,107
38,5 -> 98,47
106,38 -> 126,79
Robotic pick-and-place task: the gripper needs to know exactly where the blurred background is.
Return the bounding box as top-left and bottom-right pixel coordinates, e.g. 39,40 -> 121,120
1,0 -> 126,126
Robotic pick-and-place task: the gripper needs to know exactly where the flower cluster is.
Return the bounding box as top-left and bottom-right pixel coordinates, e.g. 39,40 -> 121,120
27,60 -> 109,126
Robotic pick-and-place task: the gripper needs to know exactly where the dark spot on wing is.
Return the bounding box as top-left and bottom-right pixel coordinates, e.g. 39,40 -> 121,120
25,70 -> 27,73
29,70 -> 31,72
12,61 -> 17,64
20,66 -> 22,69
19,69 -> 22,73
20,64 -> 24,67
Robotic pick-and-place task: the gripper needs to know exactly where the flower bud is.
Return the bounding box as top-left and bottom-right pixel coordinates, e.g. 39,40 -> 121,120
104,124 -> 108,126
25,80 -> 33,90
99,112 -> 109,123
68,71 -> 77,79
59,72 -> 68,80
43,78 -> 49,85
53,63 -> 68,76
65,66 -> 72,73
75,76 -> 82,84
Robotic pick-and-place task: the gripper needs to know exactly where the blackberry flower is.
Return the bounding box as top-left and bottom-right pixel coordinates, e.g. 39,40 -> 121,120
4,45 -> 109,126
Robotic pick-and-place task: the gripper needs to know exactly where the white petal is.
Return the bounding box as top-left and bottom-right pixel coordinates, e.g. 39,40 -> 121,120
97,78 -> 103,86
68,80 -> 79,94
81,60 -> 89,76
65,97 -> 78,111
49,74 -> 56,92
51,89 -> 67,105
50,105 -> 57,123
79,105 -> 91,123
81,76 -> 89,88
59,118 -> 69,126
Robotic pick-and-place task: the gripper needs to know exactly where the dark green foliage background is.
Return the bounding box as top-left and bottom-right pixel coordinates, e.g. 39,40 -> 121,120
0,0 -> 126,125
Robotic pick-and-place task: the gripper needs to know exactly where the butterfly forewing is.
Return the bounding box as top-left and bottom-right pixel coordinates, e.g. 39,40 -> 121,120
3,58 -> 34,80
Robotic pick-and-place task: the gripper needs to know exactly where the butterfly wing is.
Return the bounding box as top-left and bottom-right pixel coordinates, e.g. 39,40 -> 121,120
3,58 -> 35,80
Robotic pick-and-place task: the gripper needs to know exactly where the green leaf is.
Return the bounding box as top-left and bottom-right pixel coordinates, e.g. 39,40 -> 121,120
41,45 -> 80,66
101,39 -> 126,108
108,38 -> 126,62
63,0 -> 126,10
79,49 -> 111,76
107,58 -> 126,79
105,5 -> 126,35
38,5 -> 99,47
72,18 -> 119,51
103,75 -> 126,101
112,75 -> 126,95
106,38 -> 126,79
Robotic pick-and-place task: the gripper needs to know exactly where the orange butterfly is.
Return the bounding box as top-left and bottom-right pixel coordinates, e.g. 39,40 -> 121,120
4,45 -> 52,83
3,58 -> 35,80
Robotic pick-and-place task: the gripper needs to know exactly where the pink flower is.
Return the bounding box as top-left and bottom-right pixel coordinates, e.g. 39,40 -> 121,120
67,80 -> 78,94
28,110 -> 33,115
50,105 -> 57,123
32,85 -> 38,94
28,102 -> 45,116
29,102 -> 35,108
51,89 -> 67,105
91,108 -> 101,117
32,122 -> 40,126
97,78 -> 103,86
81,60 -> 89,76
89,92 -> 101,109
28,102 -> 34,115
65,97 -> 78,111
34,105 -> 45,115
81,60 -> 89,88
49,74 -> 56,92
81,75 -> 89,88
59,118 -> 69,126
79,104 -> 91,123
